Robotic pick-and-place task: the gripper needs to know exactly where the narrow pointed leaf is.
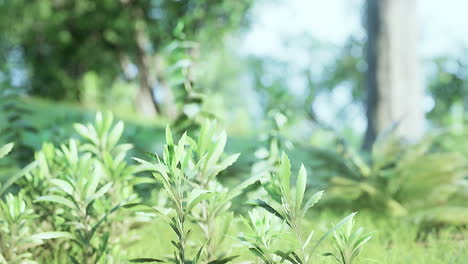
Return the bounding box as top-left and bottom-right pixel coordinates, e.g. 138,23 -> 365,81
35,195 -> 75,209
129,258 -> 165,263
302,190 -> 324,216
186,189 -> 212,212
0,142 -> 14,159
295,164 -> 307,210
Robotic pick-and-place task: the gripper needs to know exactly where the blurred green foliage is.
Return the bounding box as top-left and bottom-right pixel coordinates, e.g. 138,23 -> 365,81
0,0 -> 253,106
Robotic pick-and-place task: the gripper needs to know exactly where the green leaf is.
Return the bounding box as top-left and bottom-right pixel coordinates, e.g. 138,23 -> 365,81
311,212 -> 357,253
84,162 -> 102,199
87,182 -> 112,203
129,258 -> 165,263
186,189 -> 212,212
322,253 -> 340,262
74,123 -> 93,143
95,232 -> 110,263
193,245 -> 204,264
145,152 -> 159,161
275,250 -> 300,264
69,256 -> 80,264
50,179 -> 74,196
133,157 -> 158,172
165,126 -> 174,146
226,172 -> 262,201
295,164 -> 307,211
35,195 -> 75,209
31,231 -> 75,240
210,153 -> 240,179
107,121 -> 124,149
248,248 -> 269,263
302,230 -> 314,250
122,203 -> 166,215
280,152 -> 292,199
0,142 -> 14,159
249,199 -> 286,223
207,130 -> 227,166
0,160 -> 38,196
302,190 -> 324,216
207,255 -> 239,264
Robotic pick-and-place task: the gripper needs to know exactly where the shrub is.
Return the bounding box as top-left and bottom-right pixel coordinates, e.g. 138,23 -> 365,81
131,122 -> 259,263
312,135 -> 468,226
323,214 -> 372,264
248,153 -> 358,264
20,112 -> 142,263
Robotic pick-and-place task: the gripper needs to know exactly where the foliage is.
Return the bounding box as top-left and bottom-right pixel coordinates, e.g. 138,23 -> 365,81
0,0 -> 253,109
0,193 -> 41,263
0,93 -> 35,165
238,209 -> 285,264
11,112 -> 142,263
131,122 -> 258,263
323,214 -> 372,264
0,140 -> 62,263
188,122 -> 261,261
34,139 -> 117,264
249,152 -> 358,264
427,56 -> 468,124
131,127 -> 211,263
0,131 -> 38,197
313,134 -> 468,226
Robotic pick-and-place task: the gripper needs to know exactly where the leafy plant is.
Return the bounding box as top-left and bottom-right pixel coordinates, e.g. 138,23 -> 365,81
131,122 -> 262,263
0,141 -> 64,263
238,209 -> 285,264
35,139 -> 121,264
74,112 -> 145,256
250,152 -> 356,264
312,135 -> 468,225
0,192 -> 67,263
323,214 -> 372,264
131,128 -> 211,263
188,121 -> 261,261
0,141 -> 41,263
0,192 -> 41,263
0,136 -> 38,197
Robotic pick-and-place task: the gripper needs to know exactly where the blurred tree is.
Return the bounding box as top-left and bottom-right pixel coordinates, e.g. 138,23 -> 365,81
363,0 -> 424,149
0,0 -> 253,117
427,56 -> 468,124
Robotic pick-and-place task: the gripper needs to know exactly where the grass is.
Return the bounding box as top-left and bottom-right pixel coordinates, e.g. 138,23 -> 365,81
126,210 -> 467,263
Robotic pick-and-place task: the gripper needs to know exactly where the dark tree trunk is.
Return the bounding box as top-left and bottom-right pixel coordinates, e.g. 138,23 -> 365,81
363,0 -> 380,150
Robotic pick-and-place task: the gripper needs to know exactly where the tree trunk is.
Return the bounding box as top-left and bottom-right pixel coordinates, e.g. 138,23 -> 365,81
132,10 -> 177,119
363,0 -> 424,150
136,43 -> 160,117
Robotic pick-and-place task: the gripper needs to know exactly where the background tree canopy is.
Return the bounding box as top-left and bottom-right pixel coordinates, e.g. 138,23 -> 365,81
0,0 -> 252,115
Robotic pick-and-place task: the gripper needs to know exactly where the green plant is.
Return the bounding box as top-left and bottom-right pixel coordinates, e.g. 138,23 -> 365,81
312,135 -> 468,225
0,141 -> 65,263
251,152 -> 356,264
74,112 -> 145,257
238,209 -> 285,264
131,122 -> 261,263
0,192 -> 40,263
0,192 -> 66,263
323,214 -> 372,264
0,137 -> 38,197
131,128 -> 211,263
35,139 -> 121,264
188,121 -> 261,261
